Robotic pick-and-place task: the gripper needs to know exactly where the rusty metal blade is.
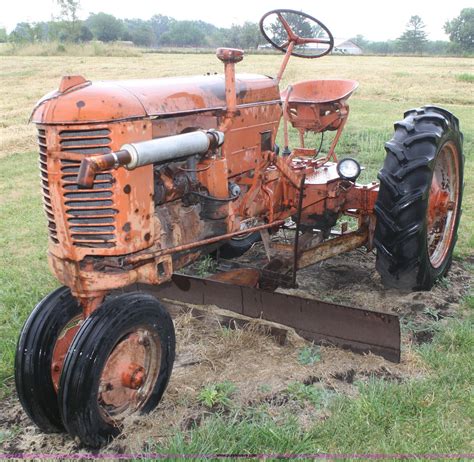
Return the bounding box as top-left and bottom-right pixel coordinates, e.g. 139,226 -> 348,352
142,274 -> 401,363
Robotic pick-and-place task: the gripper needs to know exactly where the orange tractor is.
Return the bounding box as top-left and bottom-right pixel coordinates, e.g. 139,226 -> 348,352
16,9 -> 463,447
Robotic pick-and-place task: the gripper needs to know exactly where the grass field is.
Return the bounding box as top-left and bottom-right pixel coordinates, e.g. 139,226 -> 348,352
0,53 -> 472,454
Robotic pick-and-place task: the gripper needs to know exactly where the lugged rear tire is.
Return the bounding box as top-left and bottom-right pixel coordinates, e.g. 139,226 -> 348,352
374,106 -> 463,290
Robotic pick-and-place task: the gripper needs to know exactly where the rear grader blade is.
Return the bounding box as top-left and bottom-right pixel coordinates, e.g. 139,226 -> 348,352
146,272 -> 401,363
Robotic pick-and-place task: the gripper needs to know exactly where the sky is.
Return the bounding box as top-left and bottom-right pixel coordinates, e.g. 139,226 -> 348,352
0,0 -> 471,41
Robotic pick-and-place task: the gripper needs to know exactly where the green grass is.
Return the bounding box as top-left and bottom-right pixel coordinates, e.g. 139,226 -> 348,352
284,381 -> 334,407
149,313 -> 474,456
0,152 -> 57,393
456,73 -> 474,83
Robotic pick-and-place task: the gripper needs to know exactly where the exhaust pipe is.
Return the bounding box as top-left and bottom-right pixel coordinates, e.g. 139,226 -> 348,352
77,129 -> 224,189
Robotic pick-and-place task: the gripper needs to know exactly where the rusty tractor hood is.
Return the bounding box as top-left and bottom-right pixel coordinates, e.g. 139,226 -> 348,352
31,73 -> 281,125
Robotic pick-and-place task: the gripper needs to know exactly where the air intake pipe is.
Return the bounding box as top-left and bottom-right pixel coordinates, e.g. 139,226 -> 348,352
77,129 -> 224,189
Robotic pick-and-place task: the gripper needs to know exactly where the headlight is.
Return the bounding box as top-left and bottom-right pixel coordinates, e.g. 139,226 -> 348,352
337,158 -> 361,181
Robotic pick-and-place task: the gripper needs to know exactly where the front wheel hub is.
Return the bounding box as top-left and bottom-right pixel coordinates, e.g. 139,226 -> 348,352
121,363 -> 146,389
98,328 -> 161,420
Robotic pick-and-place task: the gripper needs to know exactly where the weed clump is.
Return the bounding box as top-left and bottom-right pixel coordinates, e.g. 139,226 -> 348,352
197,381 -> 237,410
298,344 -> 321,365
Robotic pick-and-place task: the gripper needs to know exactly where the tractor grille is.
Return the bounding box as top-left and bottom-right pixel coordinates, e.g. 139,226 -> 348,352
38,127 -> 119,249
59,128 -> 117,248
38,128 -> 59,244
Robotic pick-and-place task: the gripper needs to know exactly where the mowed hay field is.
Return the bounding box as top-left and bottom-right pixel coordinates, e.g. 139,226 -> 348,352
0,53 -> 473,455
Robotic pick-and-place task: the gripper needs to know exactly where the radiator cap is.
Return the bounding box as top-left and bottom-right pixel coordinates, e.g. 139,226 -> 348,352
59,75 -> 88,93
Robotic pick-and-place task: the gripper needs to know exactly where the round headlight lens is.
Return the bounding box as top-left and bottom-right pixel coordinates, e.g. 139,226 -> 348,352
337,158 -> 361,181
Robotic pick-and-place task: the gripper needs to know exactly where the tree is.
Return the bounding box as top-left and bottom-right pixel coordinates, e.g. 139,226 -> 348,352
240,22 -> 261,49
86,13 -> 124,42
78,24 -> 93,42
398,15 -> 428,54
424,40 -> 450,55
9,22 -> 35,42
123,19 -> 154,46
159,21 -> 207,47
269,11 -> 313,45
444,8 -> 474,53
56,0 -> 80,22
365,40 -> 398,55
31,22 -> 50,41
220,22 -> 261,49
0,28 -> 7,43
149,15 -> 175,45
55,0 -> 81,41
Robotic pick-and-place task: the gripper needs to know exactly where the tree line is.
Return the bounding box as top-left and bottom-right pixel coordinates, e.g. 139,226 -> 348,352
351,11 -> 473,55
2,12 -> 262,49
1,1 -> 472,55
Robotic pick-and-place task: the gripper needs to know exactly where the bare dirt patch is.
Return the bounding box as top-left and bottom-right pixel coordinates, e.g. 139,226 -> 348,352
1,248 -> 470,455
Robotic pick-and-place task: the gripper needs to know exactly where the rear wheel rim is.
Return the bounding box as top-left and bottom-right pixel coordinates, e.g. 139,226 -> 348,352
98,326 -> 161,423
427,141 -> 460,269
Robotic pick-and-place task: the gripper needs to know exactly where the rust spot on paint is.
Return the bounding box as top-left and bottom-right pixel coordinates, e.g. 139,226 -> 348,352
124,184 -> 131,194
76,100 -> 85,109
122,222 -> 131,232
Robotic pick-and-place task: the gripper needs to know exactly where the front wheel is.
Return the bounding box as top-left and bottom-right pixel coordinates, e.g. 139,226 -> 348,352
15,286 -> 82,432
374,106 -> 463,290
58,292 -> 176,448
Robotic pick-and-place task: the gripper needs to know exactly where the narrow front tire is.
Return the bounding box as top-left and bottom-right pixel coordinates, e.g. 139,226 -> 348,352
58,292 -> 175,448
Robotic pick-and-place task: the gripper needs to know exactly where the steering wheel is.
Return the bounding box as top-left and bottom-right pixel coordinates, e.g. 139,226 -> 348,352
259,9 -> 334,59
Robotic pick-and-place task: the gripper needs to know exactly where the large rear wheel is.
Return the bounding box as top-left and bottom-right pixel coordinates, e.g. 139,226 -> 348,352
374,106 -> 463,290
58,292 -> 175,448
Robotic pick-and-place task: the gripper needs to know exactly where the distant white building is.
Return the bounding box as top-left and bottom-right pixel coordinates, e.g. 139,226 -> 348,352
333,39 -> 363,55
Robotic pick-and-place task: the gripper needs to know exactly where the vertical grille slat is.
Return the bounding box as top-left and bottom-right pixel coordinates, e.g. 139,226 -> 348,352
38,126 -> 118,249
